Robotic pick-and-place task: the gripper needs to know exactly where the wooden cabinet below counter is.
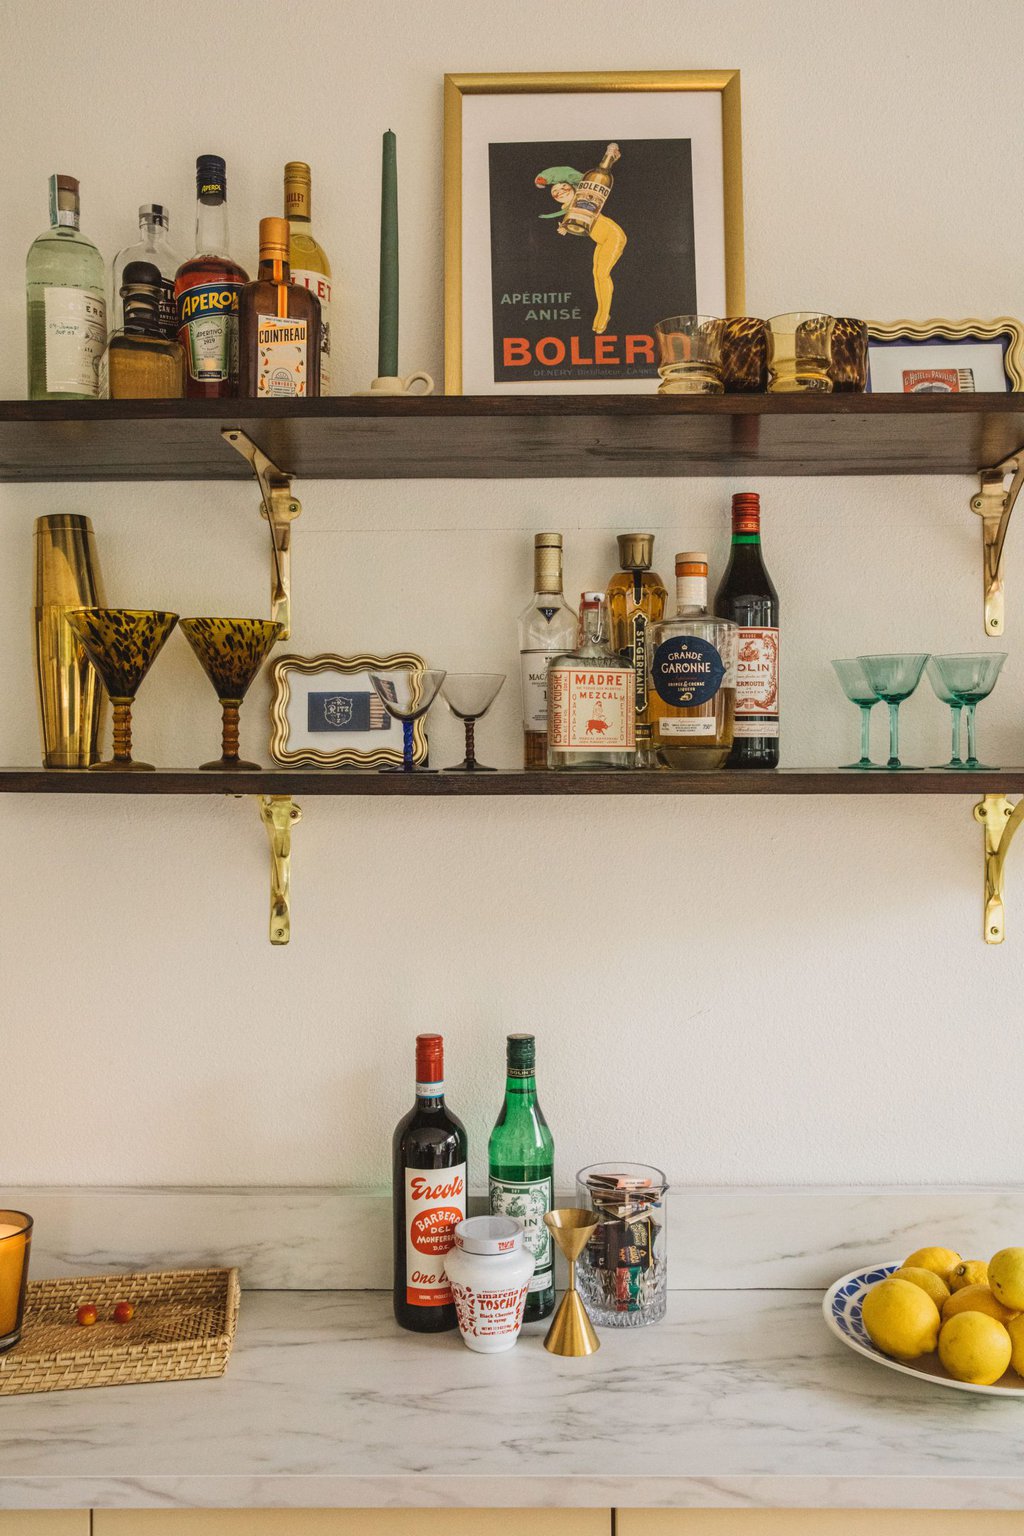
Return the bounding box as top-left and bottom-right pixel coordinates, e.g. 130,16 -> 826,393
93,1513 -> 611,1536
618,1516 -> 1024,1536
0,1519 -> 89,1536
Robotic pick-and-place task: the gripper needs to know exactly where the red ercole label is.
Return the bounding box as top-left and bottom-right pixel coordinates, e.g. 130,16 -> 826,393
404,1164 -> 466,1307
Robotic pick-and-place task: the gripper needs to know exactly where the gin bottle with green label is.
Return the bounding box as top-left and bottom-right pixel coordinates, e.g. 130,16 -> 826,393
488,1033 -> 555,1322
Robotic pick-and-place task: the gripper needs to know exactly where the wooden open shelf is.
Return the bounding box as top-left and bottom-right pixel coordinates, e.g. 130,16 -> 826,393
1,768 -> 1020,796
0,394 -> 1022,482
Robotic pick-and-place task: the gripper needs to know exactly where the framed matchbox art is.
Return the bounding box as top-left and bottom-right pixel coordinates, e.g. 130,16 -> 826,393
269,653 -> 428,768
443,71 -> 745,394
866,319 -> 1024,393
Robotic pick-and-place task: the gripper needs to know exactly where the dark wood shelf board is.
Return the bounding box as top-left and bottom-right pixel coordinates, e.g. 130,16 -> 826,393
0,395 -> 1022,482
0,767 -> 1019,796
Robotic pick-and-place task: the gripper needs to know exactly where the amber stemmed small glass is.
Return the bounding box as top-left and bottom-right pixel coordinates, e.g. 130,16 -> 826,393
65,607 -> 179,771
442,673 -> 506,771
180,617 -> 283,770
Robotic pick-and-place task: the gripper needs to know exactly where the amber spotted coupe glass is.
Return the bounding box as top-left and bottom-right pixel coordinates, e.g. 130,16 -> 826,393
180,617 -> 282,770
65,607 -> 178,771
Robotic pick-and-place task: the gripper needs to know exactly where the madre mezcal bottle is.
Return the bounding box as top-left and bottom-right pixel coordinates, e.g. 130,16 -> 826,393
392,1033 -> 467,1333
488,1033 -> 555,1323
26,175 -> 106,400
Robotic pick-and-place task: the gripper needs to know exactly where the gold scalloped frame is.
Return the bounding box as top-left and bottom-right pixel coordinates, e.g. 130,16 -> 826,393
866,317 -> 1024,391
269,652 -> 429,768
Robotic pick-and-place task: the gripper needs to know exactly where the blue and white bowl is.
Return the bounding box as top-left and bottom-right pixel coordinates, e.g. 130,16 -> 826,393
823,1261 -> 1024,1397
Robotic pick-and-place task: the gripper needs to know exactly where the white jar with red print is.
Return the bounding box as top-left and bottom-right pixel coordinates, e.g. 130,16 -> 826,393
445,1215 -> 536,1354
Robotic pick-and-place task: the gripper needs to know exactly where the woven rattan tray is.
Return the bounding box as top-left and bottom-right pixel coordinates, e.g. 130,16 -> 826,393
0,1266 -> 240,1395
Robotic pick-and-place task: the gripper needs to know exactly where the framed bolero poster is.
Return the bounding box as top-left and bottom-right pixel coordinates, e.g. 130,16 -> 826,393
443,70 -> 745,395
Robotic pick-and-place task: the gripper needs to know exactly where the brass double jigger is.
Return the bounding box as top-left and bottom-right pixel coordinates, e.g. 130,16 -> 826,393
543,1208 -> 600,1357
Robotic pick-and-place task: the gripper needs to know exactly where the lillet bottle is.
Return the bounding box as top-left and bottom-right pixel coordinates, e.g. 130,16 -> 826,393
714,492 -> 780,768
284,162 -> 333,393
174,155 -> 248,399
240,217 -> 321,398
392,1033 -> 468,1333
488,1033 -> 555,1323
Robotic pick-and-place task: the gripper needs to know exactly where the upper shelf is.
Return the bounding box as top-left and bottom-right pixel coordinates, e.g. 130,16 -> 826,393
0,394 -> 1022,482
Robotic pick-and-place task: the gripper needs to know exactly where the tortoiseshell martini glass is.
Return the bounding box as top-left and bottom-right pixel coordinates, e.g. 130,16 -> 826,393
179,617 -> 282,770
64,607 -> 179,771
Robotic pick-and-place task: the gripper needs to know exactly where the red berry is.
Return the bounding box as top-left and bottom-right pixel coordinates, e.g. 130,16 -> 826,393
113,1301 -> 135,1324
76,1303 -> 97,1326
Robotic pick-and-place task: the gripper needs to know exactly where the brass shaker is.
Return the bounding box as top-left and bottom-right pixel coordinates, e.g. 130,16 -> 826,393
33,514 -> 106,767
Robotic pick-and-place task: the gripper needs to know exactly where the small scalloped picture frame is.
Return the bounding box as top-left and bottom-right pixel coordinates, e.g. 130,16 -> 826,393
866,317 -> 1024,393
269,652 -> 429,767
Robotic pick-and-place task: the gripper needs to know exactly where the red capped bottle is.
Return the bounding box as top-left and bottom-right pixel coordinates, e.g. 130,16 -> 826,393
713,492 -> 780,767
392,1034 -> 468,1332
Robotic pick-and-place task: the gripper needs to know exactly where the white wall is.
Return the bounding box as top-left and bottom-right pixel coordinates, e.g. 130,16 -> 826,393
1,0 -> 1022,1188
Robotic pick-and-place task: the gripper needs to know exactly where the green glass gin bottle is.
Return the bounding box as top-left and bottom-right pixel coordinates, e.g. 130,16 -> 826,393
488,1033 -> 555,1322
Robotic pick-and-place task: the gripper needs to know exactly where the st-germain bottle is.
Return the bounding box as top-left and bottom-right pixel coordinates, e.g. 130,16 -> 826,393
174,156 -> 248,399
392,1033 -> 468,1333
607,533 -> 668,767
284,162 -> 333,393
488,1033 -> 555,1323
559,143 -> 621,237
111,205 -> 184,340
518,533 -> 577,770
714,492 -> 780,768
26,175 -> 106,400
547,593 -> 635,770
239,217 -> 321,398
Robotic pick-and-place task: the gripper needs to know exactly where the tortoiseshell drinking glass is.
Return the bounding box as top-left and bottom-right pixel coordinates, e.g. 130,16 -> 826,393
64,607 -> 179,772
179,617 -> 283,771
721,317 -> 769,392
829,318 -> 869,392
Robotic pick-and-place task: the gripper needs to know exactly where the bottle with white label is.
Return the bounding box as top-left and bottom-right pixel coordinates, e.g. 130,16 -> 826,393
649,554 -> 737,770
488,1033 -> 554,1323
714,492 -> 780,768
392,1033 -> 468,1333
26,175 -> 107,400
547,592 -> 635,770
284,162 -> 333,393
518,533 -> 578,770
239,218 -> 321,398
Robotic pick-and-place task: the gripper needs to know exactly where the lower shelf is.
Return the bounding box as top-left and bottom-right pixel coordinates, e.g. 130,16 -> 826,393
3,767 -> 1024,795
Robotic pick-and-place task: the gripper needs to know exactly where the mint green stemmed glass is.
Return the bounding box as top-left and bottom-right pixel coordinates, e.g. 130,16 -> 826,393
927,653 -> 1007,770
831,658 -> 886,769
859,654 -> 929,770
925,663 -> 965,768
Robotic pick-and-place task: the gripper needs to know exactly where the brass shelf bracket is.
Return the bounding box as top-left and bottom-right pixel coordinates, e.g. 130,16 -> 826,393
259,795 -> 302,946
222,428 -> 302,640
970,447 -> 1024,636
974,793 -> 1024,943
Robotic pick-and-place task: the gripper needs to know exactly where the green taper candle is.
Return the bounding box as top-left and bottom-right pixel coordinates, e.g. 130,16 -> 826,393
378,129 -> 399,377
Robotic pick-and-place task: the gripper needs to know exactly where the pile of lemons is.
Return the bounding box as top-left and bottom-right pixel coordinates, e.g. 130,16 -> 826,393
861,1245 -> 1024,1385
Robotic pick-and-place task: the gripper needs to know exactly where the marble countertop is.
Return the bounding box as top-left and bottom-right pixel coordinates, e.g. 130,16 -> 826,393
2,1288 -> 1023,1511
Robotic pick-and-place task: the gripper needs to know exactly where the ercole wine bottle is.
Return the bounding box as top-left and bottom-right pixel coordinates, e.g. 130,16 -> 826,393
392,1033 -> 468,1332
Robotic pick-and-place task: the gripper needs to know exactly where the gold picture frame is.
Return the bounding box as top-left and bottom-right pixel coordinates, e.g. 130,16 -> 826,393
443,70 -> 745,395
866,318 -> 1024,392
269,652 -> 429,768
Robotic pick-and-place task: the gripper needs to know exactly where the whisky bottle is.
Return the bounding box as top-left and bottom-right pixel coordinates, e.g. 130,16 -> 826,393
174,156 -> 248,399
518,533 -> 577,770
106,263 -> 184,399
649,554 -> 737,770
607,533 -> 667,767
714,492 -> 780,768
547,593 -> 635,770
26,175 -> 106,400
111,205 -> 184,340
239,218 -> 321,398
284,162 -> 333,393
488,1034 -> 555,1324
560,143 -> 621,237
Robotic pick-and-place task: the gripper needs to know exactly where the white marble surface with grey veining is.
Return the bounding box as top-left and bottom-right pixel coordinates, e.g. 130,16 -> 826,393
2,1287 -> 1024,1511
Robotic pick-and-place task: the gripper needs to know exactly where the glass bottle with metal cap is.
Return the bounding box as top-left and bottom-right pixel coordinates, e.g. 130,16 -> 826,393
284,162 -> 333,393
111,205 -> 185,339
106,262 -> 184,399
174,155 -> 249,400
488,1033 -> 555,1323
547,592 -> 636,770
518,533 -> 577,770
239,217 -> 322,398
607,533 -> 668,767
26,174 -> 106,400
648,554 -> 737,770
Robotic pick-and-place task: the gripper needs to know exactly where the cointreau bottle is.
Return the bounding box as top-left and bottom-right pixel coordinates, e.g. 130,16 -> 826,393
174,156 -> 248,399
239,217 -> 321,398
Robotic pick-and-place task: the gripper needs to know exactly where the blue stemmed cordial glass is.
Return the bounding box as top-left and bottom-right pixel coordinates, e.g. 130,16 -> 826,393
369,668 -> 446,772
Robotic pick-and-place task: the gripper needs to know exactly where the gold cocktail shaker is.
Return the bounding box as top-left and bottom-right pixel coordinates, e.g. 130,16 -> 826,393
33,514 -> 106,767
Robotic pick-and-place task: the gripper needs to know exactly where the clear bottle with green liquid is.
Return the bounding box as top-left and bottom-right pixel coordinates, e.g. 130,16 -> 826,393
488,1033 -> 555,1322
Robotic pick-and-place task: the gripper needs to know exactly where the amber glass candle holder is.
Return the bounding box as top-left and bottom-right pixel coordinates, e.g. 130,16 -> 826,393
180,617 -> 283,771
767,313 -> 835,393
0,1211 -> 33,1354
654,315 -> 725,395
64,608 -> 179,771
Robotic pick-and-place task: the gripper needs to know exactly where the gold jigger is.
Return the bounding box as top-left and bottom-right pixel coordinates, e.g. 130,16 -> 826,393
543,1208 -> 600,1357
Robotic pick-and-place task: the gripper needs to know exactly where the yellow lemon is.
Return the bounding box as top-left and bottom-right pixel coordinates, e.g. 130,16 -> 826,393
862,1277 -> 941,1360
892,1266 -> 950,1309
988,1248 -> 1024,1311
938,1312 -> 1012,1385
941,1284 -> 1017,1326
948,1259 -> 988,1293
903,1246 -> 962,1277
1007,1314 -> 1024,1379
